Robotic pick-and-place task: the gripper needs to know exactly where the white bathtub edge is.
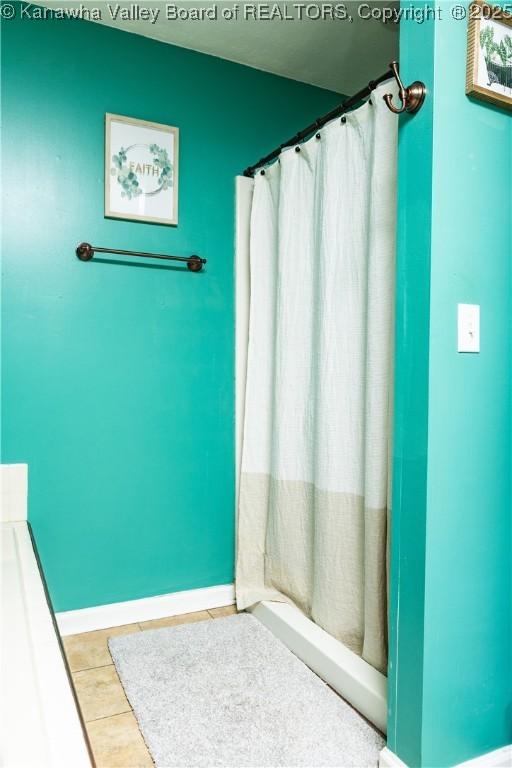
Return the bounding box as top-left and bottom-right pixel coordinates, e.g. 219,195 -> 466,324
1,521 -> 91,767
1,464 -> 28,522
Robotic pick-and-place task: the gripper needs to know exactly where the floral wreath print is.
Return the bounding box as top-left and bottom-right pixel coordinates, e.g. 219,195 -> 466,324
111,143 -> 173,200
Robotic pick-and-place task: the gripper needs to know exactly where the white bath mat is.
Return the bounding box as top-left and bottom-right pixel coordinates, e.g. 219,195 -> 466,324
109,613 -> 383,768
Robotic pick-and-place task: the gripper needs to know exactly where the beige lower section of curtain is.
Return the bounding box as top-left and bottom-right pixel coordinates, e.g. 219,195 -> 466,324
236,472 -> 388,674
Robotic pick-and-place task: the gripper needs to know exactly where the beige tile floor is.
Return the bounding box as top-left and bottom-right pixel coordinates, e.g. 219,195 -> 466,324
63,605 -> 238,768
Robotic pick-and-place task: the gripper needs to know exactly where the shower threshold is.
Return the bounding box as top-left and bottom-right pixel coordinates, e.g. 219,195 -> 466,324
249,600 -> 387,734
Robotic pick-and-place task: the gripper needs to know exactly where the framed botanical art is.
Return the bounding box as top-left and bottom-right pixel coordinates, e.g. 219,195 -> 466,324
466,0 -> 512,110
105,113 -> 179,226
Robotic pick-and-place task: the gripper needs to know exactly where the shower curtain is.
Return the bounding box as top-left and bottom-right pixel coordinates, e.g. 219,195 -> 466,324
236,83 -> 397,674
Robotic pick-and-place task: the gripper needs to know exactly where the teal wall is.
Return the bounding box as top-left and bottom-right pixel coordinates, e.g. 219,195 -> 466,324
387,12 -> 436,764
0,4 -> 340,611
390,4 -> 512,766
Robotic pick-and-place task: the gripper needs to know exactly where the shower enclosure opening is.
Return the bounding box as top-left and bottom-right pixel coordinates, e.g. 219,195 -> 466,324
235,78 -> 401,733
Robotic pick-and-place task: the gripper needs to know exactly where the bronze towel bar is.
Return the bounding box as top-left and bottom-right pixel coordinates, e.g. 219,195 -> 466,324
76,242 -> 206,272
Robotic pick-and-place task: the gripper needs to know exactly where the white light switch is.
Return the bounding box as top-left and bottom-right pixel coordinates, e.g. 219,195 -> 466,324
457,303 -> 480,353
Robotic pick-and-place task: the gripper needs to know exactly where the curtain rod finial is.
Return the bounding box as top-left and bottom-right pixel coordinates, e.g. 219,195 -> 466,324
76,242 -> 94,261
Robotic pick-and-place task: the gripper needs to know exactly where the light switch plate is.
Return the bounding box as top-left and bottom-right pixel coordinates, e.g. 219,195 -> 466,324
457,303 -> 480,353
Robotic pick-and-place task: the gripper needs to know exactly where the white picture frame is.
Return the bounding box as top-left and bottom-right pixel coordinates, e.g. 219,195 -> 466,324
105,113 -> 179,226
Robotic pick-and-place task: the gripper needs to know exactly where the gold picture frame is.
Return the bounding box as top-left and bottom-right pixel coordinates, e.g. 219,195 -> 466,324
466,0 -> 512,110
105,113 -> 179,226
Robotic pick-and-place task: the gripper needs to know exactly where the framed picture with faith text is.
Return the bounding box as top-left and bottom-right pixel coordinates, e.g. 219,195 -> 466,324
105,113 -> 179,225
466,0 -> 512,110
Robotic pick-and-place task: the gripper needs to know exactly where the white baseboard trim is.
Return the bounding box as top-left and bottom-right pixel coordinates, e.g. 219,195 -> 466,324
56,583 -> 235,636
379,748 -> 408,768
456,745 -> 512,768
379,744 -> 512,768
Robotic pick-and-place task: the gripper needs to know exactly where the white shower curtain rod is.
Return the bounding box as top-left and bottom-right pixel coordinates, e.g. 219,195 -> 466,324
242,61 -> 426,177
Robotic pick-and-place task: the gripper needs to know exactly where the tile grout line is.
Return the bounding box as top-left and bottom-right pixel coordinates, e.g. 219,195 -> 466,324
70,661 -> 117,675
74,661 -> 134,727
67,612 -> 240,767
83,707 -> 133,725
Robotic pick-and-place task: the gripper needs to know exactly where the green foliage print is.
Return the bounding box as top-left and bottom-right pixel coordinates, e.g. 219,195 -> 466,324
149,144 -> 173,190
480,25 -> 512,67
111,144 -> 173,199
111,147 -> 142,200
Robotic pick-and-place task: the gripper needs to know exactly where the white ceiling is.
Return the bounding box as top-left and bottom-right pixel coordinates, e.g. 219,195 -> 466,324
40,2 -> 399,94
